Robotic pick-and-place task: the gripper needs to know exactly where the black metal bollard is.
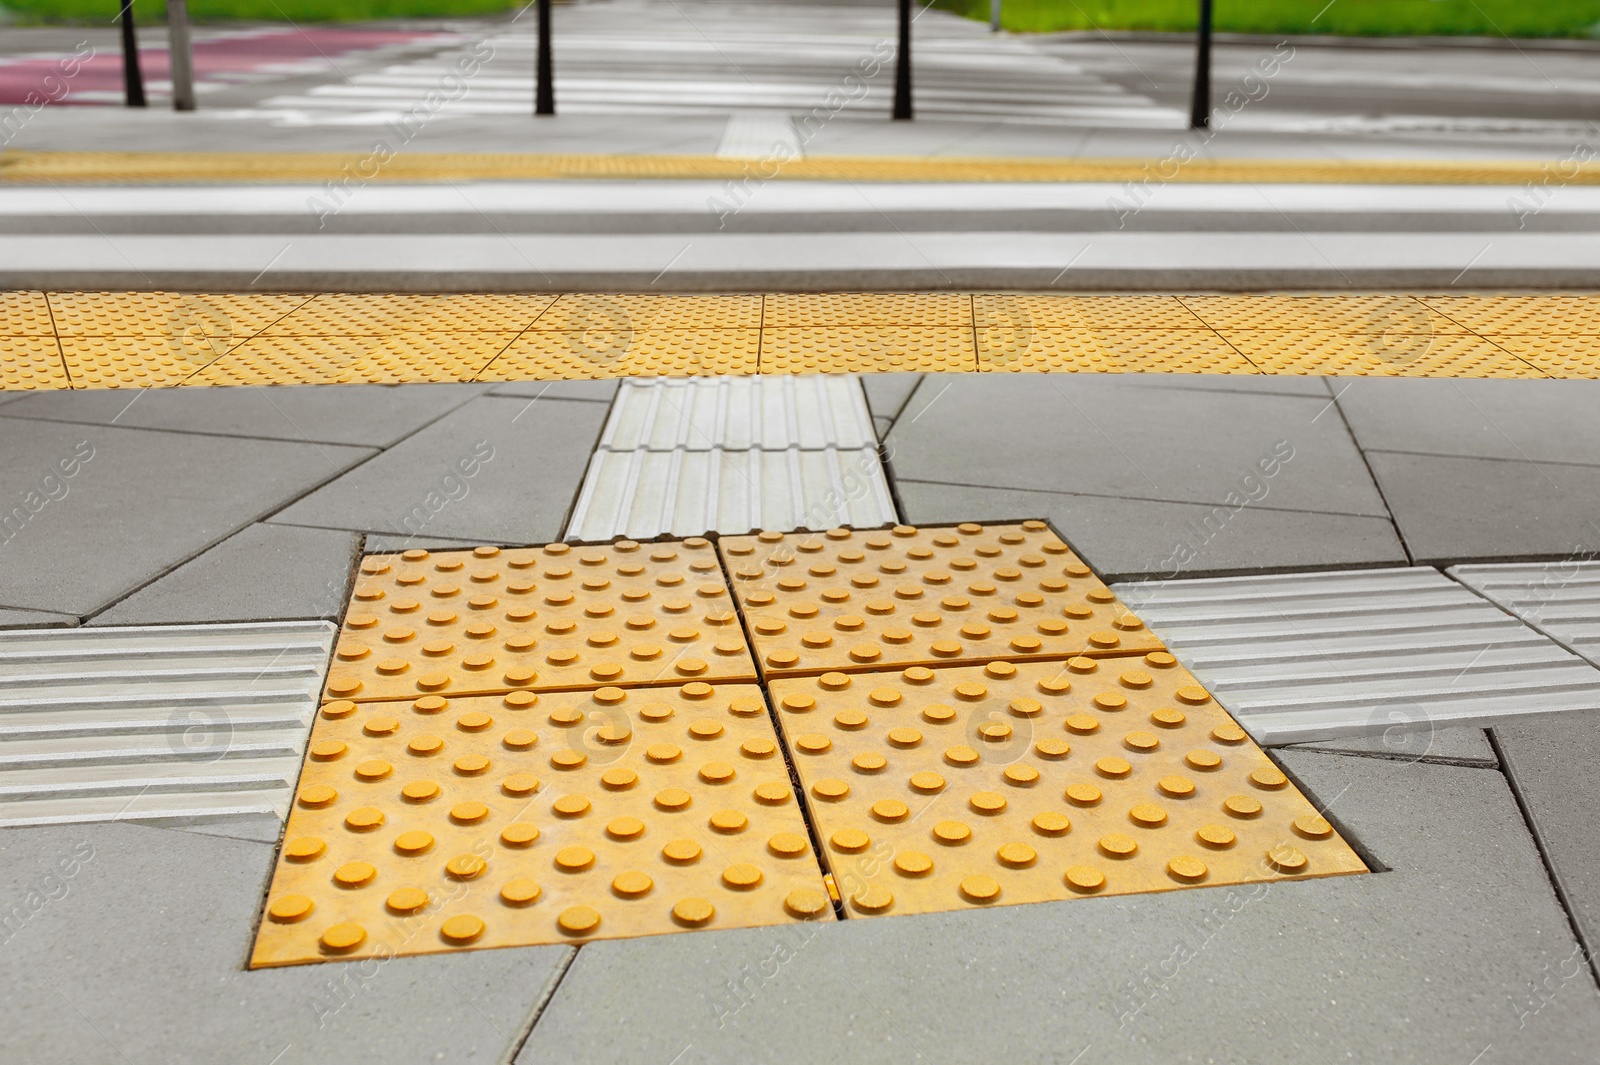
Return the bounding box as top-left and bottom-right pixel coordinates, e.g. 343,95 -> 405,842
892,0 -> 911,120
119,0 -> 146,107
1188,0 -> 1213,130
535,0 -> 554,116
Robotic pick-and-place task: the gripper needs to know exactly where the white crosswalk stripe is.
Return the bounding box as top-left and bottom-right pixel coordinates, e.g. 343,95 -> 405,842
255,0 -> 1183,128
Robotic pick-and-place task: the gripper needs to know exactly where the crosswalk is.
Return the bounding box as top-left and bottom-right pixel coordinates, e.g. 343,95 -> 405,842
254,0 -> 1183,130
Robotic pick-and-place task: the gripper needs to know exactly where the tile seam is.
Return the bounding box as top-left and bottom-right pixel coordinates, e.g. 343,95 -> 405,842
502,945 -> 581,1065
1443,567 -> 1600,667
1327,386 -> 1415,566
892,475 -> 1397,521
1484,728 -> 1600,992
711,529 -> 846,920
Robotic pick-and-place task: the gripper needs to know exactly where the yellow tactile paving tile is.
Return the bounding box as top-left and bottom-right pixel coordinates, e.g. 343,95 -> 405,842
193,332 -> 515,387
0,337 -> 70,390
10,291 -> 1600,388
481,328 -> 761,380
250,683 -> 833,967
764,294 -> 972,329
1418,295 -> 1600,335
5,150 -> 1597,187
760,327 -> 977,374
978,327 -> 1259,374
1181,294 -> 1469,334
767,656 -> 1366,919
323,541 -> 757,704
59,336 -> 219,388
47,291 -> 307,339
721,522 -> 1162,679
0,292 -> 55,336
1484,335 -> 1600,378
973,294 -> 1207,331
264,294 -> 558,336
1221,331 -> 1547,378
529,295 -> 764,332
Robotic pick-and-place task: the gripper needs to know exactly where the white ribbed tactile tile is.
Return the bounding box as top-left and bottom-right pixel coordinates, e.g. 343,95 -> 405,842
567,445 -> 896,542
0,621 -> 335,827
567,376 -> 896,540
597,376 -> 876,452
1114,567 -> 1600,745
1450,561 -> 1600,668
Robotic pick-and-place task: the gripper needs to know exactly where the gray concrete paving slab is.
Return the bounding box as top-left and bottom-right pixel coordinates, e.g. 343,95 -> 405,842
860,372 -> 924,424
519,751 -> 1600,1064
0,417 -> 373,616
1336,379 -> 1600,466
1366,451 -> 1600,564
144,812 -> 288,845
0,821 -> 564,1065
488,379 -> 621,403
889,374 -> 1387,516
0,383 -> 491,449
269,395 -> 604,544
873,415 -> 894,443
897,479 -> 1406,581
1493,710 -> 1600,964
90,523 -> 360,626
1290,725 -> 1497,767
0,606 -> 78,628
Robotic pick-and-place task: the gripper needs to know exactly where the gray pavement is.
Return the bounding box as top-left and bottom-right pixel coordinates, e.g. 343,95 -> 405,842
1,372 -> 1599,1062
519,751 -> 1600,1065
0,820 -> 570,1065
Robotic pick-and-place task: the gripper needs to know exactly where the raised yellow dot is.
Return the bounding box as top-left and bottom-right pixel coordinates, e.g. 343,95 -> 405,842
268,895 -> 314,922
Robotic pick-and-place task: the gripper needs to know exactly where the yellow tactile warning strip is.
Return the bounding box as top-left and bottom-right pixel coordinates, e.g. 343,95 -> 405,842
257,522 -> 1364,966
3,151 -> 1598,186
720,522 -> 1163,677
3,292 -> 1599,388
251,683 -> 833,966
322,542 -> 756,704
766,657 -> 1365,918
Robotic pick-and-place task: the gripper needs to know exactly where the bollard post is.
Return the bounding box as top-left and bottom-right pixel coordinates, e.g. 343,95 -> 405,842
1188,0 -> 1213,130
892,0 -> 911,120
535,0 -> 554,115
167,0 -> 197,111
989,0 -> 1000,32
118,0 -> 146,107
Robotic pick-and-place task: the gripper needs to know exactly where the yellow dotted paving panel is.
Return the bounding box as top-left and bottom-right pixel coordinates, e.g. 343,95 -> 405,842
721,522 -> 1162,678
48,291 -> 308,339
0,292 -> 56,336
4,150 -> 1597,187
1485,335 -> 1600,378
1417,294 -> 1600,335
1220,331 -> 1546,378
765,293 -> 972,329
1179,294 -> 1470,334
250,682 -> 833,967
262,294 -> 558,336
760,327 -> 977,374
974,294 -> 1208,332
6,292 -> 1600,388
323,542 -> 756,704
0,337 -> 69,390
529,294 -> 764,332
978,327 -> 1258,374
58,336 -> 219,388
194,333 -> 519,387
481,329 -> 760,380
766,656 -> 1366,918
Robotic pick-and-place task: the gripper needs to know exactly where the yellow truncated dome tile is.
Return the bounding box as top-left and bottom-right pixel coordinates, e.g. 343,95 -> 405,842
767,657 -> 1366,919
251,682 -> 833,966
721,522 -> 1162,677
760,327 -> 977,374
0,337 -> 71,390
323,541 -> 757,702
